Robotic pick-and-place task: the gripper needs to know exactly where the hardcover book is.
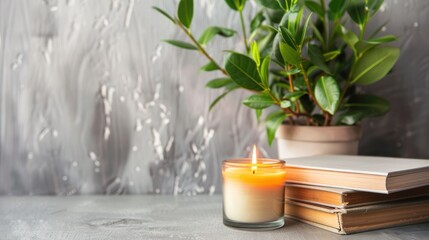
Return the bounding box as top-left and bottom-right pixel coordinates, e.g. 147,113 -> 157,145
285,183 -> 429,208
284,155 -> 429,193
285,197 -> 429,234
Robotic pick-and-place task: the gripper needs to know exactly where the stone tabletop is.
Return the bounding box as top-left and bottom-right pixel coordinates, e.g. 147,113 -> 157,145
0,195 -> 428,240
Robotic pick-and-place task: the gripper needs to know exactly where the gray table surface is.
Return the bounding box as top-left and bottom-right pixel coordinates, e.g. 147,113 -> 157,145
0,195 -> 428,240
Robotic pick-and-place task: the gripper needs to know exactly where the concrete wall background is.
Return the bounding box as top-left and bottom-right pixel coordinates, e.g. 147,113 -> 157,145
0,0 -> 427,195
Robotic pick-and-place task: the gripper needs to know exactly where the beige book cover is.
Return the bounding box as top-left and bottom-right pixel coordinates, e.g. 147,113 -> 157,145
285,197 -> 429,234
283,155 -> 429,193
285,183 -> 429,208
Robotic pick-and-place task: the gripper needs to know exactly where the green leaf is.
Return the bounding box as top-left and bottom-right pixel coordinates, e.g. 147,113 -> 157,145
280,100 -> 292,108
279,26 -> 297,50
255,109 -> 263,122
308,45 -> 331,74
198,26 -> 236,45
163,40 -> 198,50
367,0 -> 384,15
268,9 -> 287,23
306,66 -> 319,75
225,0 -> 247,11
299,12 -> 313,46
339,25 -> 358,54
208,84 -> 239,112
370,21 -> 388,39
209,92 -> 229,111
300,94 -> 315,113
366,35 -> 396,44
284,91 -> 306,101
351,46 -> 400,85
276,0 -> 298,11
279,41 -> 300,65
339,94 -> 389,125
328,0 -> 348,20
275,68 -> 301,77
287,68 -> 301,75
242,94 -> 274,109
311,23 -> 325,45
152,6 -> 175,23
266,111 -> 287,146
323,50 -> 341,61
293,76 -> 308,90
276,0 -> 286,10
178,0 -> 193,28
345,94 -> 390,114
260,56 -> 271,87
304,1 -> 324,18
206,78 -> 233,88
284,0 -> 299,11
254,0 -> 282,9
294,7 -> 305,32
224,52 -> 264,91
251,42 -> 261,67
200,61 -> 219,72
356,36 -> 395,54
355,41 -> 374,55
338,110 -> 364,125
314,76 -> 340,114
271,81 -> 290,90
273,33 -> 285,65
347,0 -> 366,26
225,81 -> 240,90
257,31 -> 276,58
251,11 -> 266,33
287,7 -> 304,35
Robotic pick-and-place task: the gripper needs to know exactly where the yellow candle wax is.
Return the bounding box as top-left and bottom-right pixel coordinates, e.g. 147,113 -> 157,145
222,159 -> 286,224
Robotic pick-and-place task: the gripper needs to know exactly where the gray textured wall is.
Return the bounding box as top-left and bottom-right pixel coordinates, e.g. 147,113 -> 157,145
0,0 -> 427,195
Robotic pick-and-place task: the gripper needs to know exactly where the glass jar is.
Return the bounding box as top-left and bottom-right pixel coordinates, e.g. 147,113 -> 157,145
222,158 -> 286,230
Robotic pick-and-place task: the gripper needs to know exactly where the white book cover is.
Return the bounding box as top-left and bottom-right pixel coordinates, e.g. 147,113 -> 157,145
284,155 -> 429,176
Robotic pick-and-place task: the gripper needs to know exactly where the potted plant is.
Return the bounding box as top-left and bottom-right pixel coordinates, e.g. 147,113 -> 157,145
153,0 -> 399,158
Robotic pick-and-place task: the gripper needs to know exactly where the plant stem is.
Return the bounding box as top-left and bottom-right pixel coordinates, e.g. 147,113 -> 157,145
300,63 -> 332,124
282,107 -> 297,116
359,3 -> 370,40
336,81 -> 351,113
176,21 -> 228,75
323,112 -> 331,126
239,10 -> 249,52
282,107 -> 313,124
359,24 -> 365,40
300,63 -> 317,107
288,116 -> 295,125
266,83 -> 310,122
266,90 -> 280,105
287,67 -> 295,92
287,66 -> 300,114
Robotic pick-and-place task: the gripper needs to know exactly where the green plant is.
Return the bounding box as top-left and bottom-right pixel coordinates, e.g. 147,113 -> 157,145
153,0 -> 400,145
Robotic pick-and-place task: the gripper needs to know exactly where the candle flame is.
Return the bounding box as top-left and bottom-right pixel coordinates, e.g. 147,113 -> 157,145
252,145 -> 257,174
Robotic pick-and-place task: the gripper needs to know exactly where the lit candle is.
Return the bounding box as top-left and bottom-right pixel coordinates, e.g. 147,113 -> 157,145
222,146 -> 286,230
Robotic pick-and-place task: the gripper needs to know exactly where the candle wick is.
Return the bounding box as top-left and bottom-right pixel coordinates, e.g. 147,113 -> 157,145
252,170 -> 255,174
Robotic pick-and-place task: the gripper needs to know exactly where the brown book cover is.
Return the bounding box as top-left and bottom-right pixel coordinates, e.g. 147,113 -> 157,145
284,155 -> 429,193
285,183 -> 429,208
284,197 -> 429,234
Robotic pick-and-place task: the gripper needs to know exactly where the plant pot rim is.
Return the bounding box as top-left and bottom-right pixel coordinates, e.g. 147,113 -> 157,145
276,124 -> 362,142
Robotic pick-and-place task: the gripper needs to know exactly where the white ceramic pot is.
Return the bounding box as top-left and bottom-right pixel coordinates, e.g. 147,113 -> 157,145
275,125 -> 362,159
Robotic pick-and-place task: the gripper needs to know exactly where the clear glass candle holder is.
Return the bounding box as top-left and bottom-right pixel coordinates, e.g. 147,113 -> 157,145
222,158 -> 286,230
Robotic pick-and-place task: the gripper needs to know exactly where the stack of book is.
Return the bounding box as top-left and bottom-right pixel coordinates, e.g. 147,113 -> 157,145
283,155 -> 429,234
